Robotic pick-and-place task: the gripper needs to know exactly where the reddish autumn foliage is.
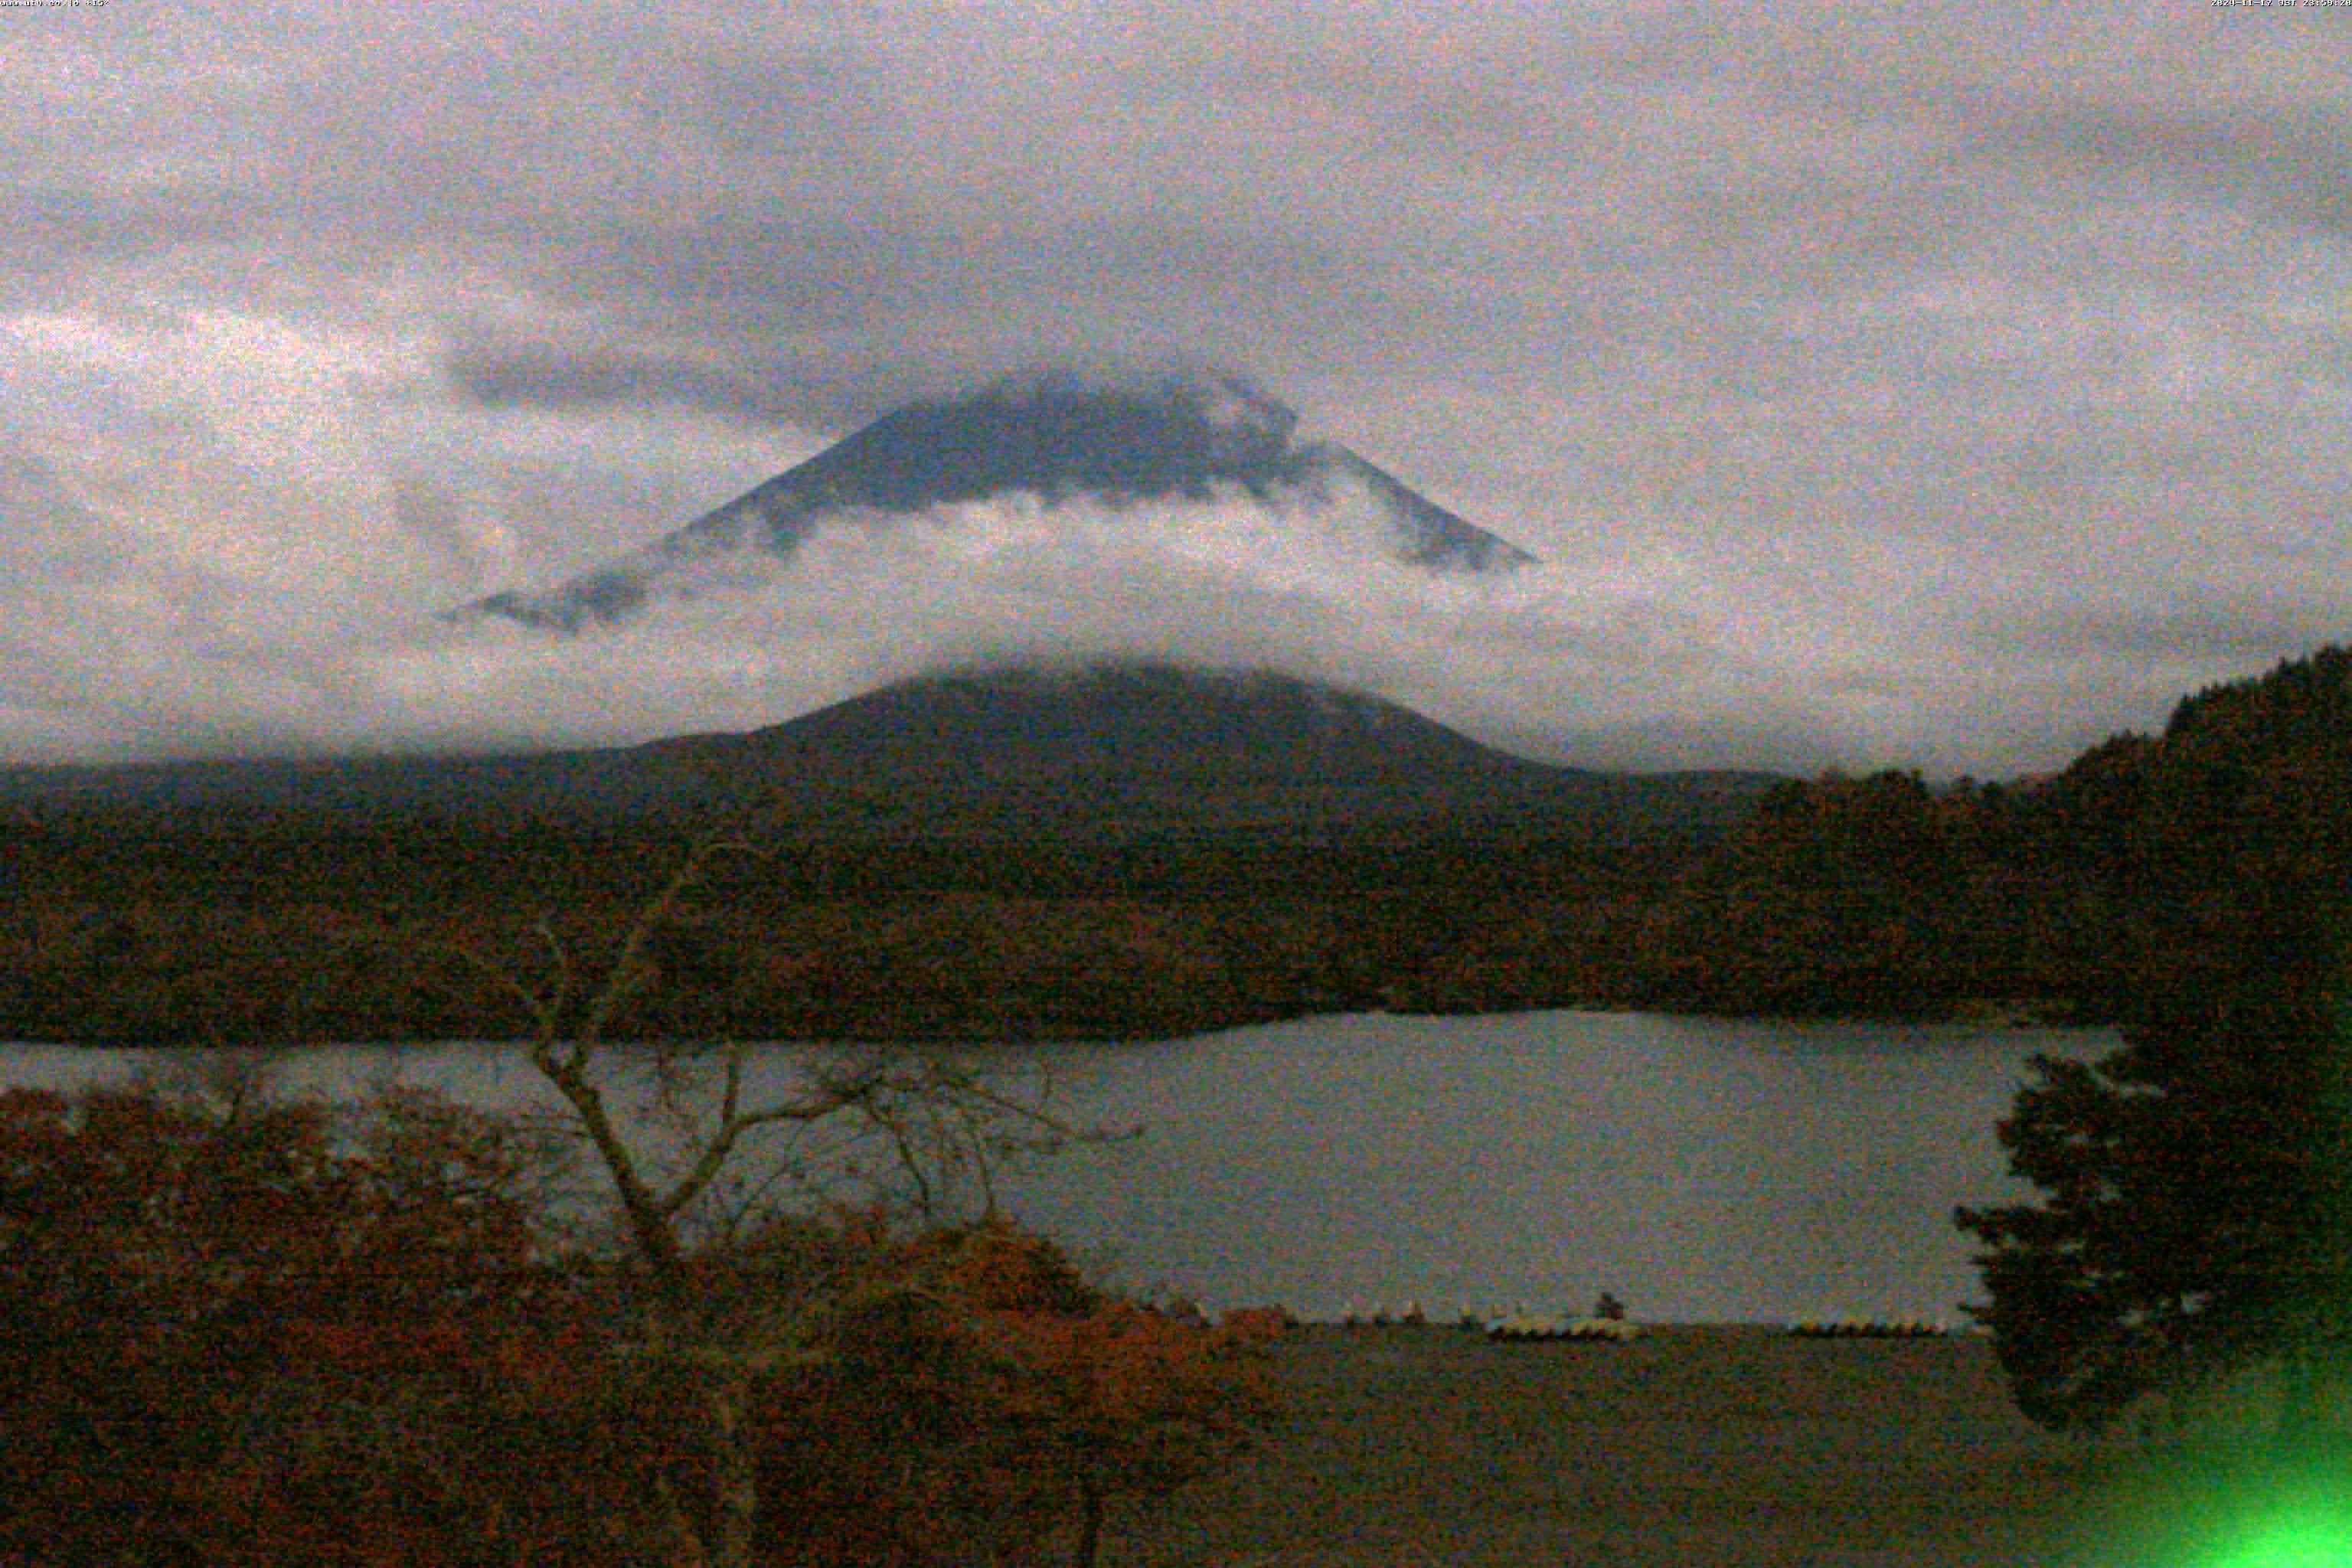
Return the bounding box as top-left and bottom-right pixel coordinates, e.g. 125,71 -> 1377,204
753,1217 -> 1279,1567
0,1080 -> 655,1566
0,1088 -> 1272,1568
1219,1305 -> 1296,1342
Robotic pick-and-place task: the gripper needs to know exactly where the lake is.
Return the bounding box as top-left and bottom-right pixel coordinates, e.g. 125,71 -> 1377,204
0,1009 -> 2113,1325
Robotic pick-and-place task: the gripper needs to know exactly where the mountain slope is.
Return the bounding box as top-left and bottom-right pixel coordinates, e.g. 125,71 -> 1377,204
451,370 -> 1536,630
658,662 -> 1773,840
0,664 -> 1775,841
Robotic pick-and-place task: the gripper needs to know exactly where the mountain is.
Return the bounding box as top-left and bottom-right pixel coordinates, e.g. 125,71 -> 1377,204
449,369 -> 1537,630
654,662 -> 1775,839
0,663 -> 1776,841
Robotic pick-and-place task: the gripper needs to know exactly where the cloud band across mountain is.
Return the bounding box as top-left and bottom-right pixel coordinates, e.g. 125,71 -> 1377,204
448,369 -> 1536,631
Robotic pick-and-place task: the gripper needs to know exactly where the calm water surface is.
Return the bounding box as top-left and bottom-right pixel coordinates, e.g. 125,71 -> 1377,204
2,1010 -> 2112,1324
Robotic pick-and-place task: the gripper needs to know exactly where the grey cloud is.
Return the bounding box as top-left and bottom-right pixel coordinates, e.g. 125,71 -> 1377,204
0,1 -> 2347,777
1524,714 -> 1854,782
443,340 -> 794,424
0,446 -> 115,583
1968,105 -> 2352,237
1984,596 -> 2350,665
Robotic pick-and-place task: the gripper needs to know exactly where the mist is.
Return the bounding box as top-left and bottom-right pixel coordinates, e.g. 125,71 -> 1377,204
0,433 -> 2197,779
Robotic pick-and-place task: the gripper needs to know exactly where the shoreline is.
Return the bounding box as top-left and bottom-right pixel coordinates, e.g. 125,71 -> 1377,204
0,994 -> 2116,1052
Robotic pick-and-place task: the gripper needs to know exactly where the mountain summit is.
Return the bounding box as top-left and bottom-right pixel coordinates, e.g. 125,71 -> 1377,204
451,369 -> 1536,630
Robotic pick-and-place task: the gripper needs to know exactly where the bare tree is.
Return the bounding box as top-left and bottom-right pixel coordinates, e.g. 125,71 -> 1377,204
447,829 -> 1098,1568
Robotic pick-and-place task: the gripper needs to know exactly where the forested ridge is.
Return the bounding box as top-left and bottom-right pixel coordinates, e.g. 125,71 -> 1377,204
1630,645 -> 2352,1022
5,647 -> 2351,1042
0,814 -> 1670,1043
8,648 -> 2352,1559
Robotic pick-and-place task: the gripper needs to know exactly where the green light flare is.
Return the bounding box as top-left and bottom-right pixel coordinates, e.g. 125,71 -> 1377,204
2203,1511 -> 2352,1568
2077,1436 -> 2352,1568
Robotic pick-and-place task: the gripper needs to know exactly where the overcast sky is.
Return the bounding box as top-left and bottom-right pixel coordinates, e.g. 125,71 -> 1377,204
5,0 -> 2348,777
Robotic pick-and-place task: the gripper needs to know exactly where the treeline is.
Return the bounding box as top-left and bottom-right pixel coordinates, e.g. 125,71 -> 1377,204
0,814 -> 1677,1044
1947,652 -> 2352,1446
1609,756 -> 2139,1018
1621,645 -> 2352,1021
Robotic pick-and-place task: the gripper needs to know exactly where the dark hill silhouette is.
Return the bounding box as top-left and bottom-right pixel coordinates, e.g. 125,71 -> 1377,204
0,664 -> 1777,842
8,646 -> 2345,1044
655,663 -> 1778,840
0,662 -> 1775,1044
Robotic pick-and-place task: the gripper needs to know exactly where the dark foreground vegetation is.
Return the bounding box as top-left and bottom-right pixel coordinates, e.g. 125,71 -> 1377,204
8,647 -> 2352,1042
0,1069 -> 1278,1567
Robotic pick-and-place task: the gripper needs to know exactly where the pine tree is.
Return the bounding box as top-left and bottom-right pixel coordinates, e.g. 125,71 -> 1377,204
1958,648 -> 2352,1439
1957,983 -> 2352,1435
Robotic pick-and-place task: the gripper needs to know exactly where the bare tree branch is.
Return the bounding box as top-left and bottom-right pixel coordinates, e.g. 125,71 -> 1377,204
418,814 -> 1124,1568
